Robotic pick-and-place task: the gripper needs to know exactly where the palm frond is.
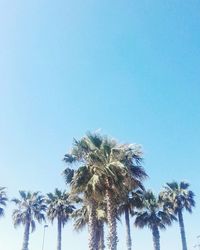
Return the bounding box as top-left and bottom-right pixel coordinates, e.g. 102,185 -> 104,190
161,181 -> 195,215
46,189 -> 75,226
12,191 -> 46,232
134,190 -> 176,232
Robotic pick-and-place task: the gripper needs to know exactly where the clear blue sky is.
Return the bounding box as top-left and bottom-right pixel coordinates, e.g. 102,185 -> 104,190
0,0 -> 200,249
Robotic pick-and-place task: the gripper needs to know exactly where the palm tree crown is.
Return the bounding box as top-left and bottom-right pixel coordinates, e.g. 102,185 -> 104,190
73,203 -> 106,231
159,181 -> 195,250
12,191 -> 46,231
160,181 -> 195,214
135,190 -> 176,230
64,132 -> 146,206
0,187 -> 8,218
46,189 -> 75,225
135,190 -> 176,250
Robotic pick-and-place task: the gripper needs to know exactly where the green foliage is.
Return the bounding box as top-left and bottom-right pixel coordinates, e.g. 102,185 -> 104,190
135,190 -> 176,231
159,181 -> 195,214
0,187 -> 7,217
63,132 -> 147,203
12,191 -> 46,232
118,189 -> 144,216
62,168 -> 75,184
72,202 -> 107,232
46,188 -> 75,226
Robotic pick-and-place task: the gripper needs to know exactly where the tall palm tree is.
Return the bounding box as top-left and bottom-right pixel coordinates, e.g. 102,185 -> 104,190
0,187 -> 7,218
135,190 -> 176,250
64,132 -> 146,250
46,189 -> 75,250
12,191 -> 46,250
118,189 -> 145,250
159,181 -> 195,250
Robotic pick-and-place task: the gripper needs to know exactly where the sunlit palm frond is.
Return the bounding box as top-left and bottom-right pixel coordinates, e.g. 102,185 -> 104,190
12,191 -> 46,231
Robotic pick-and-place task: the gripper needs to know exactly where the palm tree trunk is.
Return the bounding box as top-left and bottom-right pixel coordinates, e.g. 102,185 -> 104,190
22,221 -> 30,250
57,217 -> 62,250
106,188 -> 118,250
124,207 -> 132,250
98,221 -> 105,250
152,226 -> 160,250
88,200 -> 98,250
178,210 -> 187,250
96,222 -> 101,249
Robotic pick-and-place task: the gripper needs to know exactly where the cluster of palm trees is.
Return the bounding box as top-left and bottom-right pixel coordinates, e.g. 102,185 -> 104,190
62,132 -> 195,250
0,132 -> 196,250
0,189 -> 76,250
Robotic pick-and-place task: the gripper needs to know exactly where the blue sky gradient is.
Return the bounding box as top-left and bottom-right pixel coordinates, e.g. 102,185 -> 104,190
0,0 -> 200,249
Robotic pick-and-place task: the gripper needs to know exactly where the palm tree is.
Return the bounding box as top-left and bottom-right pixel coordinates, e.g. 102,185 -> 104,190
135,190 -> 176,250
118,189 -> 145,250
63,163 -> 99,250
12,191 -> 46,250
46,189 -> 75,250
64,132 -> 146,250
72,203 -> 106,250
0,187 -> 7,218
159,181 -> 195,250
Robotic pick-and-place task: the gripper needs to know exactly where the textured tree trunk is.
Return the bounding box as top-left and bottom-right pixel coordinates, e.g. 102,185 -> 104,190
88,200 -> 98,250
106,187 -> 118,250
95,222 -> 101,250
98,221 -> 105,250
125,207 -> 132,250
178,210 -> 187,250
152,226 -> 160,250
57,217 -> 62,250
22,221 -> 30,250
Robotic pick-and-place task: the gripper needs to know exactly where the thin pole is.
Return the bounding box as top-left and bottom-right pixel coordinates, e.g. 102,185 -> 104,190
42,225 -> 48,250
